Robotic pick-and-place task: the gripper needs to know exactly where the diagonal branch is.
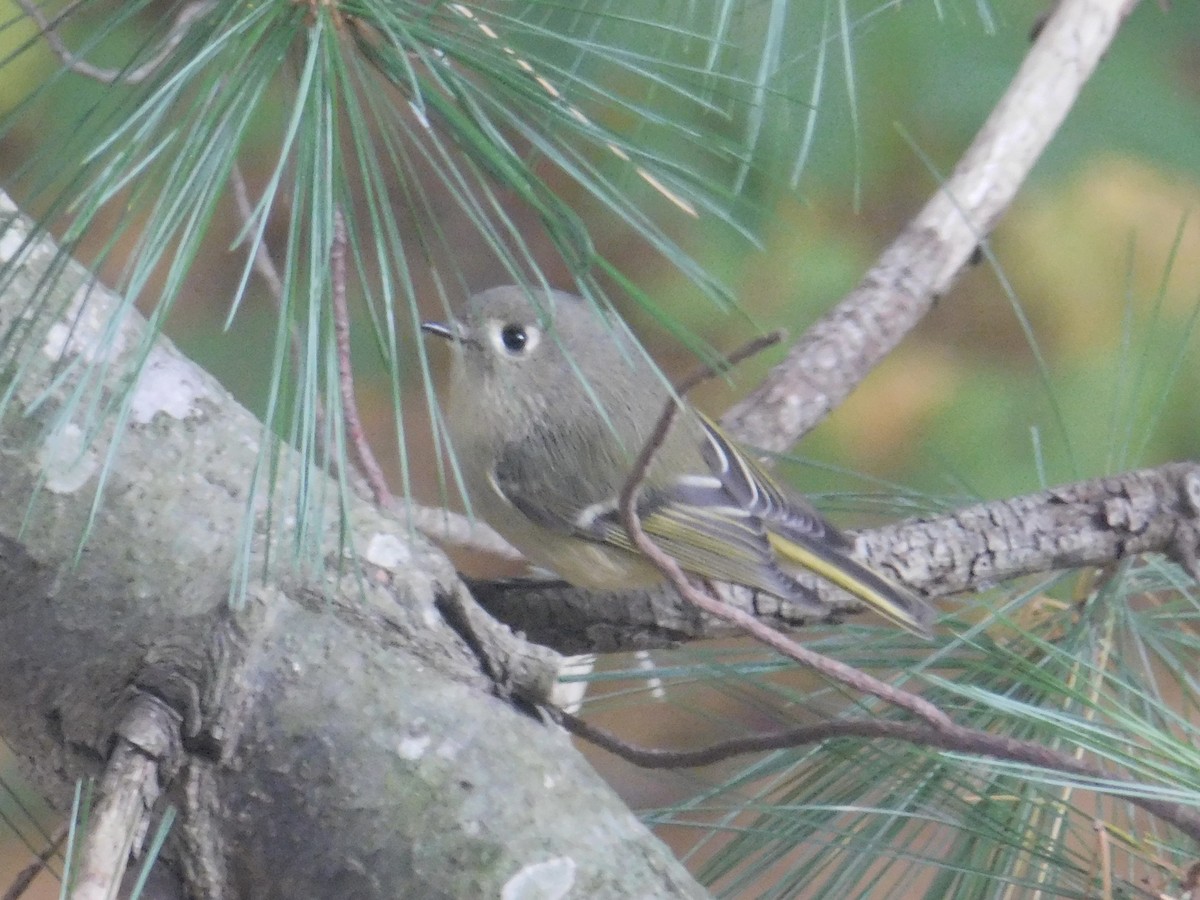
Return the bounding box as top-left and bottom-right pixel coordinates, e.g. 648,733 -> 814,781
615,338 -> 955,731
724,0 -> 1142,451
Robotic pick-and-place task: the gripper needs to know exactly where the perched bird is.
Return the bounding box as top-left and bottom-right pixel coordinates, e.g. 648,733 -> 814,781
422,285 -> 934,636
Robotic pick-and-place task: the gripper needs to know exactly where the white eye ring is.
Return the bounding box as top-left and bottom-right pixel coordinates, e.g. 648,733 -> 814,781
490,320 -> 542,357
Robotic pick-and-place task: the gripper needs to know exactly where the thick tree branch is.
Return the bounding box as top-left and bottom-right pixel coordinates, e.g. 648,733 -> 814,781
471,461 -> 1200,653
0,194 -> 705,900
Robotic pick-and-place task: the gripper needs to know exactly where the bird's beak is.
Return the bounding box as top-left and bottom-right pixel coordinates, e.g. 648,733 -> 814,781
420,320 -> 458,342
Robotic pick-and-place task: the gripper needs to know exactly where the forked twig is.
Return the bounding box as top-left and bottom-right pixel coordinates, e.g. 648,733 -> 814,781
596,332 -> 1200,844
16,0 -> 214,85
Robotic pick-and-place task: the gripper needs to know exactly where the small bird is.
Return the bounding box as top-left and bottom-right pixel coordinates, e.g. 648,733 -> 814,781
422,286 -> 934,637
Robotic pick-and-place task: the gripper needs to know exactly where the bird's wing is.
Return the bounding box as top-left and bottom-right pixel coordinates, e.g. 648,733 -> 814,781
490,431 -> 807,600
698,418 -> 933,636
696,414 -> 849,550
491,417 -> 933,636
576,475 -> 807,600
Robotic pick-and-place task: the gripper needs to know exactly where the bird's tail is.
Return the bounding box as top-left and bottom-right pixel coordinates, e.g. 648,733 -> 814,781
768,531 -> 934,638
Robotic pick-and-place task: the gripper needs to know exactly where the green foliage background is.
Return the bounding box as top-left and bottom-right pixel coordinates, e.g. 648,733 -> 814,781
0,0 -> 1198,896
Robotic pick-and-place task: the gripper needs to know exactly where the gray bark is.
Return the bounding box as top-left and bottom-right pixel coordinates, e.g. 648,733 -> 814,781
0,194 -> 706,899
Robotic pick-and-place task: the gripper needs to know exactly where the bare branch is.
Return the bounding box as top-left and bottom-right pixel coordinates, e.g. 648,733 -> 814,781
554,708 -> 1200,843
863,462 -> 1200,595
16,0 -> 214,85
725,0 -> 1142,451
476,461 -> 1200,653
69,695 -> 182,900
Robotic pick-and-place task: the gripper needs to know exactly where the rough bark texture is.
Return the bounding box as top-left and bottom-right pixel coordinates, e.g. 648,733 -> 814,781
0,194 -> 706,899
470,461 -> 1200,654
724,0 -> 1141,450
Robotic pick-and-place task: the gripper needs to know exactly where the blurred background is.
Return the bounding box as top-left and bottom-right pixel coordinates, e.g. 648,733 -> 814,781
1,0 -> 1198,895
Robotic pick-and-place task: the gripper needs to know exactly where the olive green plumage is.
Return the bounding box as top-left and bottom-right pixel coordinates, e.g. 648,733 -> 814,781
423,285 -> 934,637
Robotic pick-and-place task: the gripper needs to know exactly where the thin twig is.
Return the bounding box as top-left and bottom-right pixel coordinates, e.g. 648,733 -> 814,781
617,334 -> 955,732
606,332 -> 1200,844
229,165 -> 284,300
330,209 -> 395,509
675,330 -> 785,395
231,162 -> 312,410
233,175 -> 520,556
232,166 -> 337,487
16,0 -> 214,85
553,708 -> 1200,843
326,211 -> 522,555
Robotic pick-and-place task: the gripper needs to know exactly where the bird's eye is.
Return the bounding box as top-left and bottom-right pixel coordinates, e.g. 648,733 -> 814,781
500,324 -> 528,353
487,318 -> 541,358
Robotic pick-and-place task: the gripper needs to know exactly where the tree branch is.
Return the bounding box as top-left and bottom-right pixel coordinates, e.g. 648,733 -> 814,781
724,0 -> 1142,451
555,710 -> 1200,844
69,694 -> 182,900
15,0 -> 214,85
472,460 -> 1200,653
0,194 -> 706,900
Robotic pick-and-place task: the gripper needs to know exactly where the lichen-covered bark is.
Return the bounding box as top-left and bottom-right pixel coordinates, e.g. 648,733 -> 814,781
0,195 -> 707,899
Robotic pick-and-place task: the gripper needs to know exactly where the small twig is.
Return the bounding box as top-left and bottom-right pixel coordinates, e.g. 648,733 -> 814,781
329,209 -> 395,509
676,330 -> 785,395
232,167 -> 340,486
2,823 -> 68,900
231,163 -> 314,423
606,332 -> 1200,845
17,0 -> 214,85
230,165 -> 284,300
234,179 -> 509,554
234,177 -> 518,556
69,694 -> 182,900
617,333 -> 955,732
553,708 -> 1200,843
